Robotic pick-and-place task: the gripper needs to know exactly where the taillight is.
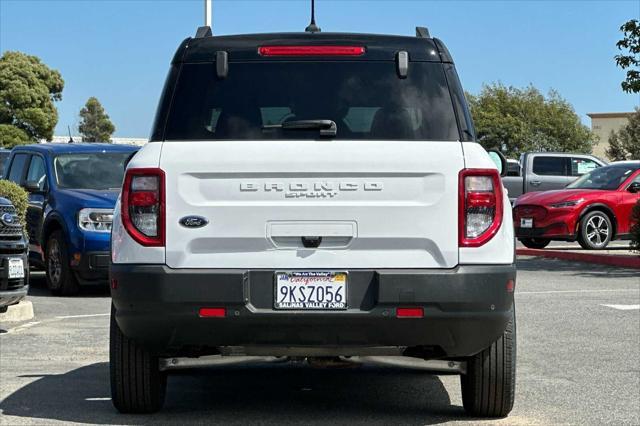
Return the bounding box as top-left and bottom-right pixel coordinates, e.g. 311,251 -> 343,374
459,169 -> 503,247
258,45 -> 365,56
121,168 -> 165,247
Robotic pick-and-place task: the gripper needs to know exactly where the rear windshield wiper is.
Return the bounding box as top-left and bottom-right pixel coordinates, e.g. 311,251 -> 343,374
263,119 -> 337,137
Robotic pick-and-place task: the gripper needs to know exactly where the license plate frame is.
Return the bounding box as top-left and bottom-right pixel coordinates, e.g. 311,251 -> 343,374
520,218 -> 533,228
7,258 -> 24,279
274,271 -> 348,310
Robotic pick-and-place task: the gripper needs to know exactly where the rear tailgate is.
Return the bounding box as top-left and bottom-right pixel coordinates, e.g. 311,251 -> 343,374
161,140 -> 463,269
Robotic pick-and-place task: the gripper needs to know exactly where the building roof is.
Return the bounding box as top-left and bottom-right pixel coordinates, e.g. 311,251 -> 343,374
586,112 -> 635,119
12,143 -> 138,155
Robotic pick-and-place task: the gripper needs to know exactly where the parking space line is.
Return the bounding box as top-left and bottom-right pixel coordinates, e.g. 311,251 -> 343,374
600,304 -> 640,310
3,313 -> 110,334
4,321 -> 41,334
517,289 -> 639,295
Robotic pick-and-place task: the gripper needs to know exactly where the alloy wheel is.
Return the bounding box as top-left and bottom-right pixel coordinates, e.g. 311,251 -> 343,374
48,239 -> 62,287
585,214 -> 609,247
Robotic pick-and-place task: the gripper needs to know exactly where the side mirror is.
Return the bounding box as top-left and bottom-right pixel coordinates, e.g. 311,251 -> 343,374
488,149 -> 507,177
628,182 -> 640,193
24,180 -> 43,193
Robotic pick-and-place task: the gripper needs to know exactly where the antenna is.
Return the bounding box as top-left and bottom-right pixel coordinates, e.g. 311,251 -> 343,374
195,0 -> 212,38
204,0 -> 212,27
305,0 -> 321,33
67,125 -> 74,143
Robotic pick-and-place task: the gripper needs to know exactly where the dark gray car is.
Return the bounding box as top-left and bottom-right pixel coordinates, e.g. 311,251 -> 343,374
0,197 -> 29,313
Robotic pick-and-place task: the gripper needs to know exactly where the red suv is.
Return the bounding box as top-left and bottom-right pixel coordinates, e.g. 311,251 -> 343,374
514,162 -> 640,249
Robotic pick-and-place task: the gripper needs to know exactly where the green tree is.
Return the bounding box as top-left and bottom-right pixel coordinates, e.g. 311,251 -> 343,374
0,51 -> 64,147
0,180 -> 29,230
605,131 -> 627,161
78,97 -> 115,142
606,108 -> 640,160
615,19 -> 640,94
466,84 -> 594,158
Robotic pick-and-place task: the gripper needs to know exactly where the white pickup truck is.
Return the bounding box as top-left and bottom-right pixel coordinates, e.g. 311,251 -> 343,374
109,27 -> 517,417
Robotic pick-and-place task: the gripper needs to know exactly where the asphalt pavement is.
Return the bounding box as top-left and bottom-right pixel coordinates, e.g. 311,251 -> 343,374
1,258 -> 639,425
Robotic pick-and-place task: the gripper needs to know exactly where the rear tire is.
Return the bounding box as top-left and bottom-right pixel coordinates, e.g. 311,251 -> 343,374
519,238 -> 550,249
461,309 -> 516,418
110,304 -> 166,413
577,211 -> 612,250
45,231 -> 80,296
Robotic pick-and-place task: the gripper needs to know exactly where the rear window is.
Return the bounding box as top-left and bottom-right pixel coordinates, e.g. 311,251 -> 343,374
164,62 -> 459,141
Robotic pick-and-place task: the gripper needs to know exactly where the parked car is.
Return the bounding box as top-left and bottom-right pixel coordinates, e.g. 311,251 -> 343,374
513,161 -> 640,249
0,196 -> 29,313
109,26 -> 517,417
502,152 -> 606,203
0,148 -> 11,179
3,143 -> 138,295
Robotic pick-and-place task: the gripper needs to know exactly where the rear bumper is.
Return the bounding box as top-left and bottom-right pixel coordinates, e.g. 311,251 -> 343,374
111,264 -> 516,358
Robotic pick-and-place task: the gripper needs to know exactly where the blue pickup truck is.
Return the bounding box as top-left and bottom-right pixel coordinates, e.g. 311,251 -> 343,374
3,143 -> 138,295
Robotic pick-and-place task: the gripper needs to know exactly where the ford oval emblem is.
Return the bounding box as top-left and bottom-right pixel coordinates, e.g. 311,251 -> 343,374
179,216 -> 208,228
1,213 -> 15,226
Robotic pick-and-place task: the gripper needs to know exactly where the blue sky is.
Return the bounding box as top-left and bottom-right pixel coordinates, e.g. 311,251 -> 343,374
1,0 -> 639,138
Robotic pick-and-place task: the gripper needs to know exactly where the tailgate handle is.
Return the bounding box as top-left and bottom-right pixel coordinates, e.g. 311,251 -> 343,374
301,236 -> 323,248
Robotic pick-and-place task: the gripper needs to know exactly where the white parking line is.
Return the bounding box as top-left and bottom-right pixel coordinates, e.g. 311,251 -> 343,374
517,289 -> 639,295
3,313 -> 110,334
4,321 -> 41,334
600,304 -> 640,310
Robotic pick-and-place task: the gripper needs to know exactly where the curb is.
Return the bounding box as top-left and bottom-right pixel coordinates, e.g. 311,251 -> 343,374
0,300 -> 34,323
516,248 -> 640,269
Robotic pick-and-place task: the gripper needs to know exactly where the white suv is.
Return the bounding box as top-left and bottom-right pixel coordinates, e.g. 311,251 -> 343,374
109,27 -> 516,417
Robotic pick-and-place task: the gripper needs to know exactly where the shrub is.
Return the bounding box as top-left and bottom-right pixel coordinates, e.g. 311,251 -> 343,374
631,199 -> 640,254
0,180 -> 29,228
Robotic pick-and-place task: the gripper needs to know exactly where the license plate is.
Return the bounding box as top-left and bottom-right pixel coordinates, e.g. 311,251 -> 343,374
520,218 -> 533,228
275,271 -> 347,310
8,258 -> 24,279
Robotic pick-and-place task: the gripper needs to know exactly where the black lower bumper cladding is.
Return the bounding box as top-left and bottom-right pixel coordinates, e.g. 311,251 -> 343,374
111,264 -> 516,358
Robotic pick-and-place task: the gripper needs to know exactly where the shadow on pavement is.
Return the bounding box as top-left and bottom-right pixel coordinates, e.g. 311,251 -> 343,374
28,272 -> 110,298
0,361 -> 483,425
516,257 -> 638,279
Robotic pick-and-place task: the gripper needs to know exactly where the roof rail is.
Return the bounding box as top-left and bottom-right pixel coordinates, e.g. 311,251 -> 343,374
415,26 -> 430,38
195,26 -> 212,38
